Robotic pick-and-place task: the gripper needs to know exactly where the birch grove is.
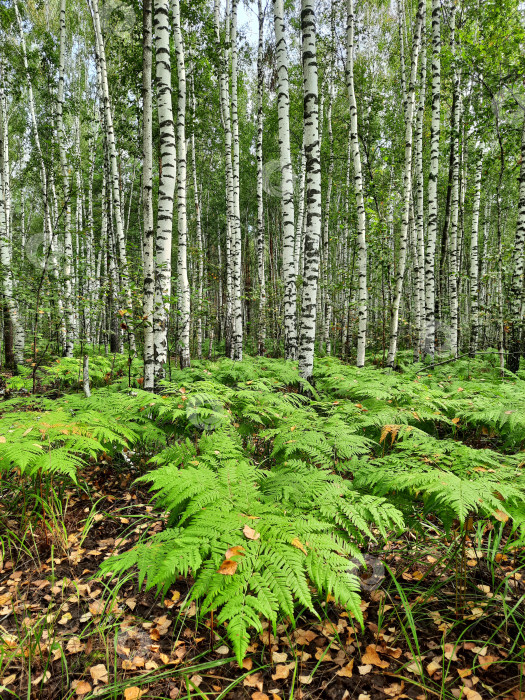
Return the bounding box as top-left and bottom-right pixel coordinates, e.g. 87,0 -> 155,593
2,0 -> 525,385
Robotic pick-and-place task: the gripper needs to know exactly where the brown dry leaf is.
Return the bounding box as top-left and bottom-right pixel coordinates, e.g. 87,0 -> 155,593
492,510 -> 509,523
358,695 -> 371,700
33,672 -> 51,685
444,643 -> 459,661
427,660 -> 441,677
299,675 -> 313,685
132,656 -> 145,668
122,660 -> 134,670
74,680 -> 92,696
126,598 -> 137,610
291,538 -> 307,555
1,674 -> 16,686
358,664 -> 372,675
244,673 -> 264,692
295,629 -> 317,645
336,660 -> 354,677
272,652 -> 288,663
124,688 -> 147,700
457,668 -> 472,678
90,664 -> 109,685
159,653 -> 170,664
218,559 -> 238,575
189,675 -> 202,688
149,628 -> 161,641
362,644 -> 389,669
463,689 -> 483,700
243,525 -> 260,540
67,637 -> 86,654
89,600 -> 104,616
242,658 -> 253,670
215,645 -> 229,655
59,612 -> 72,625
383,646 -> 402,659
383,683 -> 405,698
225,546 -> 245,559
251,694 -> 270,700
478,654 -> 498,670
272,665 -> 290,681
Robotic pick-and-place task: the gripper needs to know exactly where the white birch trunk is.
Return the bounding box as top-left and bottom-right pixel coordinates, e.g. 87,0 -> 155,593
386,0 -> 424,367
153,0 -> 176,383
346,0 -> 368,367
172,0 -> 191,368
298,0 -> 321,382
272,0 -> 297,360
424,0 -> 441,362
469,149 -> 483,357
89,0 -> 136,353
256,0 -> 266,355
142,0 -> 155,390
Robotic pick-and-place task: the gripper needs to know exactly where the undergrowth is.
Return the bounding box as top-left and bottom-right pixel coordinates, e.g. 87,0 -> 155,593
2,353 -> 525,667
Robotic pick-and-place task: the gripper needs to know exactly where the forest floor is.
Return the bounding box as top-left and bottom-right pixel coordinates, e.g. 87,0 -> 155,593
1,352 -> 525,700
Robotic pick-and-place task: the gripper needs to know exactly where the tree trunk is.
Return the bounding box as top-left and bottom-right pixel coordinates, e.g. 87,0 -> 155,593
298,0 -> 322,383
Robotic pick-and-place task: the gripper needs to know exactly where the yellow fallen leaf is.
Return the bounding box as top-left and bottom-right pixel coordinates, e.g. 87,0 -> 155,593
291,537 -> 307,555
358,664 -> 372,675
90,664 -> 108,684
361,644 -> 389,668
124,688 -> 147,700
336,659 -> 354,677
272,664 -> 290,681
243,525 -> 260,540
218,559 -> 238,575
74,680 -> 92,696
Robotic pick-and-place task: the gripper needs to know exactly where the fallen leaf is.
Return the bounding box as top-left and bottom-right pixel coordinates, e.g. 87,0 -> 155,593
1,674 -> 16,686
358,664 -> 372,675
74,680 -> 92,696
358,695 -> 371,700
444,643 -> 459,661
67,637 -> 86,654
272,652 -> 287,663
90,664 -> 109,685
124,688 -> 147,700
362,644 -> 389,668
189,675 -> 202,688
244,673 -> 264,692
291,538 -> 307,555
215,645 -> 229,655
464,689 -> 483,700
478,654 -> 498,670
243,658 -> 253,670
427,660 -> 441,676
272,665 -> 290,681
225,546 -> 245,559
492,510 -> 509,523
457,668 -> 472,678
336,660 -> 354,677
243,525 -> 260,540
252,694 -> 270,700
218,559 -> 238,575
299,675 -> 313,684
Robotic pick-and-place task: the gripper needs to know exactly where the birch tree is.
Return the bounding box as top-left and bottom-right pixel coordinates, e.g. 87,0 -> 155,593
272,0 -> 297,360
386,0 -> 424,367
142,0 -> 155,390
172,0 -> 191,368
256,0 -> 266,355
298,0 -> 321,383
153,0 -> 176,383
424,0 -> 441,362
346,0 -> 367,367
